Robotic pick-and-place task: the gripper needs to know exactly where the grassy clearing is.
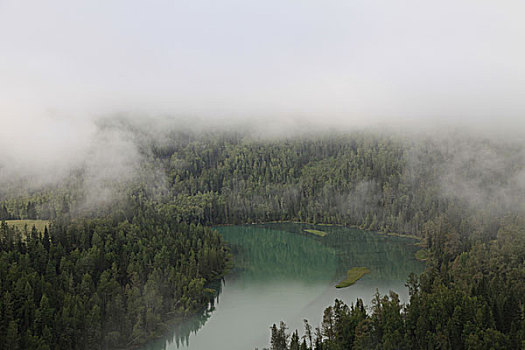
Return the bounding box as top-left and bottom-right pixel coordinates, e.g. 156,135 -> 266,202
415,249 -> 429,261
304,229 -> 327,237
4,220 -> 50,233
336,267 -> 370,288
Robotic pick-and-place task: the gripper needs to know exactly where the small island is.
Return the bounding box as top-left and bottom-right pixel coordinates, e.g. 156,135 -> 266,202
336,267 -> 371,288
304,229 -> 327,237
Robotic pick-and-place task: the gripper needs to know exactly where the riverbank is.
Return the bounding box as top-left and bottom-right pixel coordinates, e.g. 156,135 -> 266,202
214,221 -> 423,243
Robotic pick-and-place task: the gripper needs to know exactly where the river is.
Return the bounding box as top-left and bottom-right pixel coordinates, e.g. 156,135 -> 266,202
142,223 -> 423,350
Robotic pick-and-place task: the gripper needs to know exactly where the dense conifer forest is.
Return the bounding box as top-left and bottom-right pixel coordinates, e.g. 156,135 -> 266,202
0,126 -> 523,349
0,201 -> 230,349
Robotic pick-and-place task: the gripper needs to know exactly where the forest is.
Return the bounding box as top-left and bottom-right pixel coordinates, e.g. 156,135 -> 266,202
267,215 -> 525,349
0,199 -> 231,349
0,124 -> 524,349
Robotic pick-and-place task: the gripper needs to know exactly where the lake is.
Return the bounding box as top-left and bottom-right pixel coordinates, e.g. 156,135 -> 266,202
142,223 -> 424,350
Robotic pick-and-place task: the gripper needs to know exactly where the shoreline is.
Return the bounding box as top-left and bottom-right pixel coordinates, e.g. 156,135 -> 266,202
213,220 -> 423,242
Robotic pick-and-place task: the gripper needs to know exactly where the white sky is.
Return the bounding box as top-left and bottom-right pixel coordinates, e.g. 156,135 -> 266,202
0,0 -> 524,171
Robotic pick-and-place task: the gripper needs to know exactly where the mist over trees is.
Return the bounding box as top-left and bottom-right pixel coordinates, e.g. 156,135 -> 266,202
0,122 -> 524,349
4,122 -> 523,231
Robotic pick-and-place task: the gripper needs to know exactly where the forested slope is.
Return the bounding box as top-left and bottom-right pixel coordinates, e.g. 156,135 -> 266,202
0,128 -> 523,349
0,200 -> 231,349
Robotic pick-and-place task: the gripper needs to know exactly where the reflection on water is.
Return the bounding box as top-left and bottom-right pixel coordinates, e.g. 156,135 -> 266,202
155,280 -> 223,349
268,223 -> 422,281
223,225 -> 339,284
142,224 -> 423,350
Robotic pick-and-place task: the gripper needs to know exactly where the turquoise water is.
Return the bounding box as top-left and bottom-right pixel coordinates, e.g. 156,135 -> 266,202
143,224 -> 423,350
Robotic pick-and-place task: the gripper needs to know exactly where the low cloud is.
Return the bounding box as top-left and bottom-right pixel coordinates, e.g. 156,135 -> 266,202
0,0 -> 524,212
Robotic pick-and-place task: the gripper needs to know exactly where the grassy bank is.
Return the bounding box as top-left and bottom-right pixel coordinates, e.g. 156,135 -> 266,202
336,267 -> 371,288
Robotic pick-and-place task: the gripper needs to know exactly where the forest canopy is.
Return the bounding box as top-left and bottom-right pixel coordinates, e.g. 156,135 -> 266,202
0,125 -> 524,349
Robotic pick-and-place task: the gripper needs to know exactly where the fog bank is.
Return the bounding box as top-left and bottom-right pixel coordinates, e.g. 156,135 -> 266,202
1,0 -> 524,207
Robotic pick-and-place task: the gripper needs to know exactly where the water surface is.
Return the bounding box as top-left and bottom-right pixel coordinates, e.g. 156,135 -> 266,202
143,224 -> 423,350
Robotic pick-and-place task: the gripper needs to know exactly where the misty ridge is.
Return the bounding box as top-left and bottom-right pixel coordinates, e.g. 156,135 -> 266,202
1,0 -> 523,223
1,114 -> 523,223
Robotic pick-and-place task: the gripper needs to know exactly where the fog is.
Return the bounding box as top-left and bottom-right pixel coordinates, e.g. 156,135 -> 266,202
0,0 -> 524,205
